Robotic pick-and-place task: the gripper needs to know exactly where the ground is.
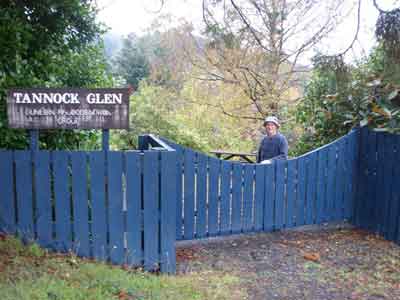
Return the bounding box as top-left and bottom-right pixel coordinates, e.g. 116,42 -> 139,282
176,225 -> 400,300
1,226 -> 399,299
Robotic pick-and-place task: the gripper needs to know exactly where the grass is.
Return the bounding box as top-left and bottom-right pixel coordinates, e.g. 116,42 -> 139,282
0,235 -> 243,300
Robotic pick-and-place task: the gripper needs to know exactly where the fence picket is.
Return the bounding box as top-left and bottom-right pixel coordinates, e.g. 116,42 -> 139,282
220,161 -> 231,234
286,160 -> 296,228
89,152 -> 107,260
344,133 -> 355,220
125,152 -> 142,266
14,151 -> 34,241
160,151 -> 176,273
264,164 -> 275,231
243,164 -> 254,231
388,135 -> 400,241
305,153 -> 317,224
143,151 -> 159,271
254,165 -> 265,231
196,154 -> 207,238
275,160 -> 285,229
71,152 -> 89,257
316,148 -> 327,224
0,151 -> 15,234
183,150 -> 195,239
231,163 -> 242,233
375,133 -> 386,234
208,157 -> 220,236
108,151 -> 124,264
175,147 -> 184,240
296,157 -> 306,226
366,131 -> 378,231
326,146 -> 337,222
335,139 -> 346,221
53,151 -> 72,251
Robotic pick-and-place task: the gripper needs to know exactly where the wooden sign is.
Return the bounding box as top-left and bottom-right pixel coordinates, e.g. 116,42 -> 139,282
7,88 -> 130,129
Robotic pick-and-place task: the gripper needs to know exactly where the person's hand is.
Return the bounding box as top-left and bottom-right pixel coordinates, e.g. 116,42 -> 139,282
260,159 -> 272,164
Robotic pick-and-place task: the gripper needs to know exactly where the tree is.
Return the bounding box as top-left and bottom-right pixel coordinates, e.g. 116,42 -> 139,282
185,0 -> 348,122
112,34 -> 150,90
0,0 -> 113,149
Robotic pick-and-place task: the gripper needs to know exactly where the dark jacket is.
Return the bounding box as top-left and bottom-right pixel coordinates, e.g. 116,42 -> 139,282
257,133 -> 288,163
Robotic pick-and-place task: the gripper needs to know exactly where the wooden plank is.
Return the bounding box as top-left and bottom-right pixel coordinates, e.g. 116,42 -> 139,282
286,160 -> 296,228
381,133 -> 395,238
175,147 -> 184,240
354,126 -> 369,228
264,164 -> 275,231
388,134 -> 400,241
348,129 -> 360,223
243,164 -> 254,231
254,164 -> 265,231
365,130 -> 378,231
326,146 -> 337,222
107,151 -> 124,264
0,151 -> 16,234
220,161 -> 231,234
208,157 -> 220,236
160,151 -> 177,273
15,151 -> 34,241
125,152 -> 142,266
344,133 -> 356,220
183,150 -> 195,239
89,152 -> 107,260
305,153 -> 317,224
231,163 -> 243,233
70,152 -> 90,257
275,160 -> 285,229
143,151 -> 159,271
196,154 -> 207,238
375,132 -> 386,234
53,151 -> 72,251
296,157 -> 306,226
35,151 -> 52,247
315,148 -> 328,224
334,139 -> 345,221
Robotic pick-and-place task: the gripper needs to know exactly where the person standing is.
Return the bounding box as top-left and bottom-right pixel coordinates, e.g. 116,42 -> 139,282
257,116 -> 288,163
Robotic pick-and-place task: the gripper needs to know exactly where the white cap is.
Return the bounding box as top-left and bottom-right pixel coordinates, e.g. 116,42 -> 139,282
263,116 -> 280,128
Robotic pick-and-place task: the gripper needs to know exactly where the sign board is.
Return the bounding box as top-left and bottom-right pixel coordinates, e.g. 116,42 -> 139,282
7,88 -> 130,129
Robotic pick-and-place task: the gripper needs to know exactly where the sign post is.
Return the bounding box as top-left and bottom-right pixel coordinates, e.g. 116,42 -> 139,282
7,88 -> 130,150
7,88 -> 130,130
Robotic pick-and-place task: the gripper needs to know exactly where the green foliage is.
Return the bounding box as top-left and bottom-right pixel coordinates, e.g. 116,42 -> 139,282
294,46 -> 400,155
0,1 -> 113,150
111,81 -> 256,154
111,82 -> 211,152
0,235 -> 241,300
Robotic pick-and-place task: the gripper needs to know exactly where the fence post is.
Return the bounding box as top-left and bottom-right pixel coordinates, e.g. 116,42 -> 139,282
138,135 -> 148,150
102,129 -> 110,151
160,151 -> 177,273
30,129 -> 39,151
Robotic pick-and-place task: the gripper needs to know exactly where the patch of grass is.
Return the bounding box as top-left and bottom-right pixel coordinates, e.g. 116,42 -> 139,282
0,235 -> 243,300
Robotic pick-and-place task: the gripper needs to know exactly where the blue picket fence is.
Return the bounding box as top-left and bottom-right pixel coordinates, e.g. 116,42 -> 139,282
159,130 -> 360,240
1,127 -> 400,274
0,145 -> 176,273
353,127 -> 400,243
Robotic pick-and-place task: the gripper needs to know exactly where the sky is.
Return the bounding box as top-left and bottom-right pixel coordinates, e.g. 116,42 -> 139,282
96,0 -> 399,63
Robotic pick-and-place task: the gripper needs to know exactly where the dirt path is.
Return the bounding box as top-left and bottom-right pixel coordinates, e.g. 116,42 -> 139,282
176,226 -> 400,300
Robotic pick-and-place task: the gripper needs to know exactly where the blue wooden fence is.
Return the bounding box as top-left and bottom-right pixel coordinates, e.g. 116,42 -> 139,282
0,146 -> 177,273
1,127 -> 400,274
160,130 -> 360,240
353,127 -> 400,244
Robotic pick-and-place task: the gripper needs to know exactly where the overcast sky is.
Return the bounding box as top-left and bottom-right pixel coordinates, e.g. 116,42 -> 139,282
96,0 -> 398,63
